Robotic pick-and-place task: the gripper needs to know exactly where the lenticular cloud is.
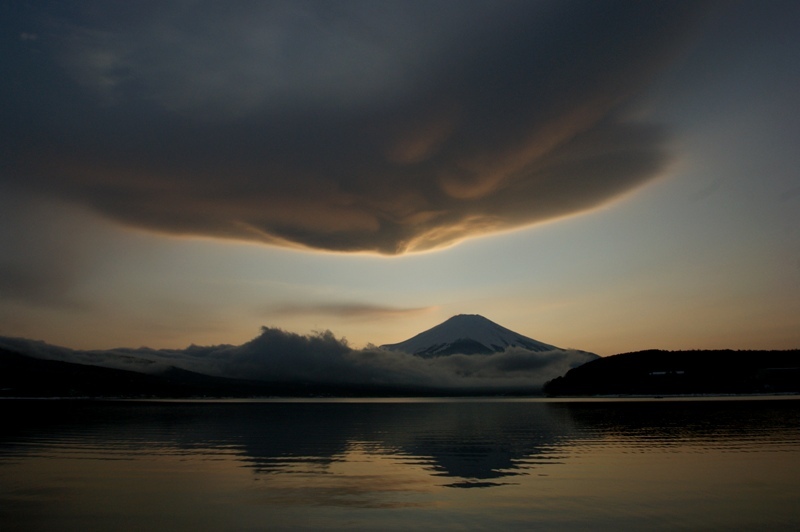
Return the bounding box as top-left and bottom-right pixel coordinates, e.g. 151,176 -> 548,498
3,0 -> 706,254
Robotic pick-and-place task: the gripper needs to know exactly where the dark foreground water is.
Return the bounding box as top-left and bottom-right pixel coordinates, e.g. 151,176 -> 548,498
1,397 -> 799,531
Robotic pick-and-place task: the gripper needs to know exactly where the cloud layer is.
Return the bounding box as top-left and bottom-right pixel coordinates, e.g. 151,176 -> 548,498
0,327 -> 597,393
262,303 -> 435,320
4,1 -> 705,254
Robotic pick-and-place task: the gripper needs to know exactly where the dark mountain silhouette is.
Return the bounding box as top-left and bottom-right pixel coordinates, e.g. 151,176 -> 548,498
0,346 -> 529,398
544,349 -> 800,396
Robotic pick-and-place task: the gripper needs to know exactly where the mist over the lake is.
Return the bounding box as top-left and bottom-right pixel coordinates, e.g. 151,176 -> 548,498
0,327 -> 596,392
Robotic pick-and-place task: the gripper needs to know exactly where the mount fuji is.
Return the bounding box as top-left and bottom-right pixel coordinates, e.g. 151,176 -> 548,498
1,314 -> 601,397
380,314 -> 561,357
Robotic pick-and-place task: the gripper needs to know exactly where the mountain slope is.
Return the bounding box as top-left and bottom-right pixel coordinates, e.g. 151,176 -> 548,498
380,314 -> 560,357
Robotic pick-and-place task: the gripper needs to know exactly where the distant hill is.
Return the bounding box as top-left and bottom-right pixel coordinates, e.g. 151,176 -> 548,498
0,346 -> 523,398
381,314 -> 565,357
0,347 -> 184,397
543,349 -> 800,396
0,346 -> 303,398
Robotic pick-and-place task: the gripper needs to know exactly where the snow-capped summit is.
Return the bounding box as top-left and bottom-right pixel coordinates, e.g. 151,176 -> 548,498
380,314 -> 560,357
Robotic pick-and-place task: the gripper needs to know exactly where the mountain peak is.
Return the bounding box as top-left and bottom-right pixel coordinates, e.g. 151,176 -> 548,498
380,314 -> 559,357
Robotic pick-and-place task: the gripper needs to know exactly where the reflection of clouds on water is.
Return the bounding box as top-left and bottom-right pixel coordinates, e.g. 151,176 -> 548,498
1,401 -> 582,487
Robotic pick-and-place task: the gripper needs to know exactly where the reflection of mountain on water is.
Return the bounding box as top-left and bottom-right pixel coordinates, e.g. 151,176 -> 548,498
371,402 -> 580,486
1,400 -> 583,487
4,399 -> 800,489
175,402 -> 584,485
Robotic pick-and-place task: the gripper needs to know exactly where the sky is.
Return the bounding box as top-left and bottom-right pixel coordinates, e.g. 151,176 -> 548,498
1,0 -> 798,356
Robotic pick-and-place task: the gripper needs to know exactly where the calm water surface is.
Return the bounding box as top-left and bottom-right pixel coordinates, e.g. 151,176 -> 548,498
1,397 -> 799,531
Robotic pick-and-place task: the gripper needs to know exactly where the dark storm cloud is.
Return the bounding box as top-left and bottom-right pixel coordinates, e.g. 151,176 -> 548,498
0,327 -> 597,392
2,0 -> 707,254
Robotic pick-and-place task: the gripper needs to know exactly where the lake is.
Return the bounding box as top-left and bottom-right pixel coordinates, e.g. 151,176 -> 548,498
2,397 -> 799,530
